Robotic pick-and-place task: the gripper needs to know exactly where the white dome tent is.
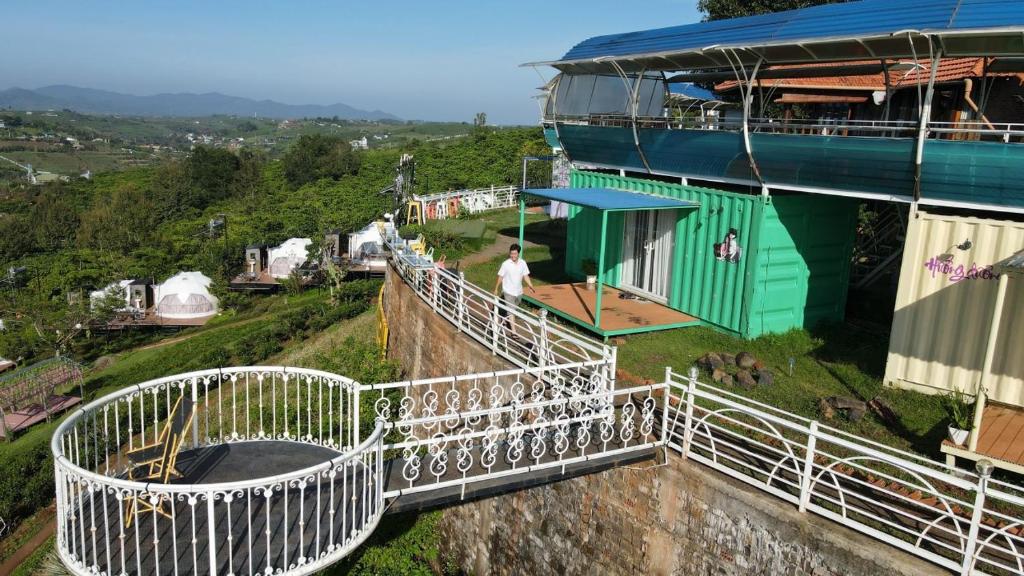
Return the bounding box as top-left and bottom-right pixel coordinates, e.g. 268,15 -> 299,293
268,238 -> 312,279
154,272 -> 219,320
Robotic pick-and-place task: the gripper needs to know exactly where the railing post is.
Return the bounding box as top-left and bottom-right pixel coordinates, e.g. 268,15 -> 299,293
191,377 -> 199,449
660,366 -> 671,448
430,270 -> 440,313
681,367 -> 698,459
537,309 -> 549,369
961,460 -> 993,576
353,385 -> 360,447
490,294 -> 500,355
457,272 -> 466,331
798,421 -> 819,513
607,346 -> 617,393
207,490 -> 217,576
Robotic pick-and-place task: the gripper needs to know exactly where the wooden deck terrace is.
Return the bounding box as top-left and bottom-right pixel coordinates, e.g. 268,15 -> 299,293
523,283 -> 700,337
229,270 -> 281,292
104,309 -> 213,330
942,403 -> 1024,474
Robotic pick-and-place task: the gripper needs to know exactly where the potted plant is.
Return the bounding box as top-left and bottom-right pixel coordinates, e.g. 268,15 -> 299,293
581,259 -> 598,289
942,387 -> 974,446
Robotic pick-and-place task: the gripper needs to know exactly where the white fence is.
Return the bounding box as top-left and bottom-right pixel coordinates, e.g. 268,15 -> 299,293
664,367 -> 1024,576
414,185 -> 518,219
383,227 -> 613,370
52,367 -> 385,576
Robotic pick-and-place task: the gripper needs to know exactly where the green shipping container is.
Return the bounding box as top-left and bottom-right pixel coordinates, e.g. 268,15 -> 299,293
567,170 -> 858,338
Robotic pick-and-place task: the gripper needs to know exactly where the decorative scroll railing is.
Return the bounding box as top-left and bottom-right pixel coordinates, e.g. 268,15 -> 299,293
364,361 -> 661,500
663,368 -> 1024,576
414,185 -> 518,220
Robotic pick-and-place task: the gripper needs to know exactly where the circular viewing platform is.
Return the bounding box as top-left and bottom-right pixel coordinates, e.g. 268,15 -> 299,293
52,367 -> 385,576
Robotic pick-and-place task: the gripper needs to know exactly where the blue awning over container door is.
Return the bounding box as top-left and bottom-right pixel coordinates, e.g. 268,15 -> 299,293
524,188 -> 700,211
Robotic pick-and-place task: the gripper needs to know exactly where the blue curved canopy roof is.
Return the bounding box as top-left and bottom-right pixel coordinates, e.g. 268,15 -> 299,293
525,188 -> 699,211
536,0 -> 1024,72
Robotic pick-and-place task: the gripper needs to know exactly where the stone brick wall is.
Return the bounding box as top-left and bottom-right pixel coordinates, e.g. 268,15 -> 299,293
383,266 -> 943,576
384,264 -> 509,379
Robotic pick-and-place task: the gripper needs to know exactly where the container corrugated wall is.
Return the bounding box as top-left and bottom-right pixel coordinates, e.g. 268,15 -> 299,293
564,204 -> 624,285
885,212 -> 1024,406
570,170 -> 757,334
746,195 -> 858,338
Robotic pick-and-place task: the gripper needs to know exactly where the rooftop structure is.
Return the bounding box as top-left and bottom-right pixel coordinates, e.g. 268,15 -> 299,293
529,0 -> 1024,213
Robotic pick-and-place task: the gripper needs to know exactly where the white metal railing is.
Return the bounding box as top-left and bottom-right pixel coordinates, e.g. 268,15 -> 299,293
663,367 -> 1024,576
414,185 -> 518,220
361,361 -> 662,500
550,114 -> 1024,142
52,367 -> 385,576
382,228 -> 613,371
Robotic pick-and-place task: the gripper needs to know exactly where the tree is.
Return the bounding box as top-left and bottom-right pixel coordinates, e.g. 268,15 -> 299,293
232,148 -> 267,205
698,0 -> 844,20
76,184 -> 160,253
31,191 -> 79,251
473,112 -> 487,128
186,145 -> 240,206
282,134 -> 361,188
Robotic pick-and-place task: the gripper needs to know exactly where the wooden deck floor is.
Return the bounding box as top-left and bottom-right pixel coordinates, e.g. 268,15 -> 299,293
525,283 -> 698,336
942,403 -> 1024,472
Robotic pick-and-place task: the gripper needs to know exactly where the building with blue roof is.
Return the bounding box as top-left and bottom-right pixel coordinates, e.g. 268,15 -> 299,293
522,0 -> 1024,473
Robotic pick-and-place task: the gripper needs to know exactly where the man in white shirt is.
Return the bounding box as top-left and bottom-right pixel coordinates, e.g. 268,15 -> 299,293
494,243 -> 536,333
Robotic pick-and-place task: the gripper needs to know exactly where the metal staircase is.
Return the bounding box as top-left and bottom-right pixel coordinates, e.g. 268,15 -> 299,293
851,202 -> 909,289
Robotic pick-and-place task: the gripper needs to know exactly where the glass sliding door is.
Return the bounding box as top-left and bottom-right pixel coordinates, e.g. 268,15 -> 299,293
621,210 -> 675,303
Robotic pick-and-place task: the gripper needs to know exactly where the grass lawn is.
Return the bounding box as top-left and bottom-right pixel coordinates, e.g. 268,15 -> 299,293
454,209 -> 951,460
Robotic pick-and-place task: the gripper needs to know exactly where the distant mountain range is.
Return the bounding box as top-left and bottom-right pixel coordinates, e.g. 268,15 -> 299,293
0,85 -> 399,120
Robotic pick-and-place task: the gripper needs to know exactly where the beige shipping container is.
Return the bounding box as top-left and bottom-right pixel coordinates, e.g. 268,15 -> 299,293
885,211 -> 1024,406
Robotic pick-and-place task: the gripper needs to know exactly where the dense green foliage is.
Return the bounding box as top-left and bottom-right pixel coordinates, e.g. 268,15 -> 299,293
0,126 -> 546,363
283,134 -> 361,187
698,0 -> 844,20
0,283 -> 380,530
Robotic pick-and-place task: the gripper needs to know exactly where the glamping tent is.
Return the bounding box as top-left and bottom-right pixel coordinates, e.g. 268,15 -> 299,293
346,222 -> 388,273
154,272 -> 219,320
268,238 -> 312,279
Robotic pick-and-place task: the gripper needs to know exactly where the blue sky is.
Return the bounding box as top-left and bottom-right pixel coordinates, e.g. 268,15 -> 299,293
1,1 -> 701,124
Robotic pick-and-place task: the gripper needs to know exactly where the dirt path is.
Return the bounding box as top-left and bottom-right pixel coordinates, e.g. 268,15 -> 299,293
0,514 -> 55,575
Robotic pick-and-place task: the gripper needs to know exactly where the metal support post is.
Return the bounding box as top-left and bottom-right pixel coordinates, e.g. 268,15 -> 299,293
961,460 -> 993,575
660,366 -> 672,448
537,309 -> 549,368
518,196 -> 526,247
913,40 -> 941,203
457,272 -> 466,331
799,421 -> 819,512
491,294 -> 500,355
682,366 -> 698,459
970,272 -> 1008,450
595,210 -> 608,330
191,377 -> 199,449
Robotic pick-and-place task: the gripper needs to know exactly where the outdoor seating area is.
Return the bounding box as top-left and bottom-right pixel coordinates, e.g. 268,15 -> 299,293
0,356 -> 82,439
525,283 -> 698,336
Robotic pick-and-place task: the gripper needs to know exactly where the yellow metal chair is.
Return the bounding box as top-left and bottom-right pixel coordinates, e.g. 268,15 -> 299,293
405,200 -> 423,225
124,395 -> 195,527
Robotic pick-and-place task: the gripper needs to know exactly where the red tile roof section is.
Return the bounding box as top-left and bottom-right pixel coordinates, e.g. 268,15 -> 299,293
716,58 -> 1020,93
